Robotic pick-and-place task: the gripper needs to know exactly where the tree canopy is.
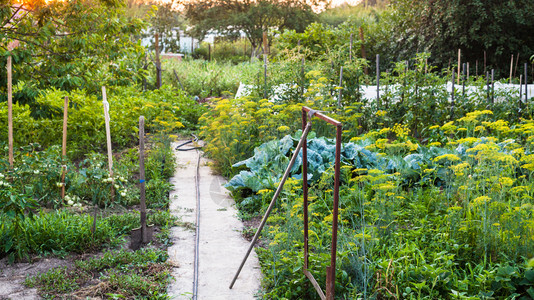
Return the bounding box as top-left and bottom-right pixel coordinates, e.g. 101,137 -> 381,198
390,0 -> 534,71
0,0 -> 147,116
183,0 -> 328,55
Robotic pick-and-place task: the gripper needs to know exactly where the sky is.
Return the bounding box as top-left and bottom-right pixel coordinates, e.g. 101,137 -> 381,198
331,0 -> 362,6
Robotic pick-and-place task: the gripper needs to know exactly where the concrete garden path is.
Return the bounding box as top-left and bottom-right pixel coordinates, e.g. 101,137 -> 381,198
167,141 -> 261,299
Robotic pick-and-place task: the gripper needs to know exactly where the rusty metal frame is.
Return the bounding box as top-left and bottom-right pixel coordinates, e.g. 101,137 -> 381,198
302,106 -> 342,300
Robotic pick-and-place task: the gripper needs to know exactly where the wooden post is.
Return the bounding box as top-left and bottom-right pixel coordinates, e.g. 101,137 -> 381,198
491,69 -> 495,104
457,49 -> 461,84
263,55 -> 268,99
337,66 -> 343,107
61,96 -> 68,200
462,63 -> 466,98
514,53 -> 520,78
155,33 -> 161,89
102,86 -> 114,200
525,63 -> 529,104
510,54 -> 514,84
376,54 -> 380,109
7,55 -> 13,169
519,75 -> 523,118
486,71 -> 490,103
359,27 -> 368,75
263,31 -> 268,55
451,70 -> 455,119
139,116 -> 147,243
208,44 -> 211,61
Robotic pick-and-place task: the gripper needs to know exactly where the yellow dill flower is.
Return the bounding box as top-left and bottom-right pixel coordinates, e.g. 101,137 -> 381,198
405,140 -> 419,151
429,141 -> 442,147
277,125 -> 290,132
441,121 -> 457,134
447,206 -> 463,212
429,125 -> 440,130
375,138 -> 389,150
258,189 -> 273,195
499,177 -> 515,187
375,110 -> 387,117
378,127 -> 391,135
434,154 -> 461,163
471,196 -> 491,207
457,137 -> 480,145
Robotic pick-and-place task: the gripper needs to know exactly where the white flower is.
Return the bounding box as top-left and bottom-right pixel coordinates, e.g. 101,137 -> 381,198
0,173 -> 4,179
56,182 -> 64,188
67,199 -> 74,206
114,184 -> 119,190
34,170 -> 40,174
120,191 -> 127,197
119,176 -> 125,182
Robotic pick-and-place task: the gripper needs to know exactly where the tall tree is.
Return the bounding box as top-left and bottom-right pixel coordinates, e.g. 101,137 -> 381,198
184,0 -> 327,56
0,0 -> 147,116
390,0 -> 534,72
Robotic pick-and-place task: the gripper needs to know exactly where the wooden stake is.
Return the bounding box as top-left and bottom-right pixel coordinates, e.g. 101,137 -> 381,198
491,69 -> 495,104
61,96 -> 68,200
262,54 -> 268,99
102,86 -> 114,200
457,49 -> 461,84
520,75 -> 523,117
376,54 -> 380,109
337,66 -> 343,107
467,62 -> 470,79
139,116 -> 147,243
263,31 -> 268,55
7,55 -> 13,169
525,63 -> 528,103
510,54 -> 514,84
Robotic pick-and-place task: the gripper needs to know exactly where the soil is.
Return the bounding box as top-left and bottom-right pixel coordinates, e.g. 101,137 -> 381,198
0,256 -> 72,300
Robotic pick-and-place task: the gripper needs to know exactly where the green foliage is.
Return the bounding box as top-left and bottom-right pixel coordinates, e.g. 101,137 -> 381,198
198,57 -> 534,297
389,0 -> 534,70
184,0 -> 325,53
0,85 -> 204,159
143,1 -> 185,53
26,248 -> 171,299
0,0 -> 148,114
163,58 -> 258,98
194,39 -> 251,64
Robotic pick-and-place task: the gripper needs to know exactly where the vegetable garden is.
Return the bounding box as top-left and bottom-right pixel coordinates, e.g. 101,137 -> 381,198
2,0 -> 534,298
197,52 -> 534,299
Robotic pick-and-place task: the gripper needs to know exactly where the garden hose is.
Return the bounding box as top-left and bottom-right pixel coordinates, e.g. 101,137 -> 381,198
176,134 -> 203,151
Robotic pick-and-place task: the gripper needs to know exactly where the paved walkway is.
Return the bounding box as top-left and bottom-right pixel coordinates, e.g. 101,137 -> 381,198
167,141 -> 261,299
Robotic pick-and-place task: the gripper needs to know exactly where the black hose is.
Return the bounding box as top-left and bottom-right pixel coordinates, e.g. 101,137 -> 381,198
176,134 -> 202,151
